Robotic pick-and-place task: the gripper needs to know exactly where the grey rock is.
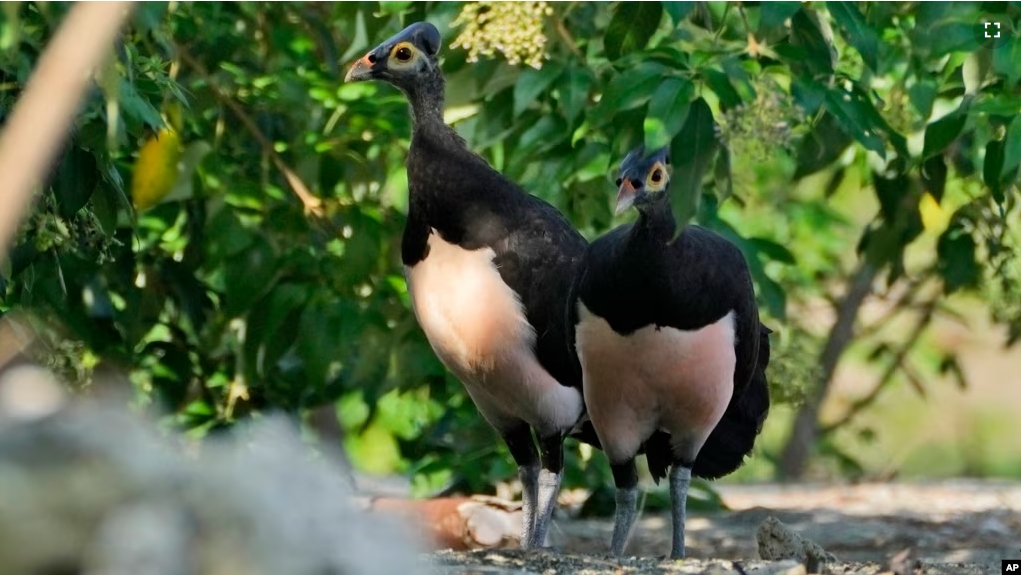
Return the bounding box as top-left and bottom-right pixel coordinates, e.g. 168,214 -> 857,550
0,400 -> 424,575
757,516 -> 836,566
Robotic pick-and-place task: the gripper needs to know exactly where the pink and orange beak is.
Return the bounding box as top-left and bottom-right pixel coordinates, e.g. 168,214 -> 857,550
345,52 -> 376,82
615,178 -> 639,215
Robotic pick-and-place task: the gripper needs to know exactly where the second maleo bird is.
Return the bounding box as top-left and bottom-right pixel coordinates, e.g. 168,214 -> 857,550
569,146 -> 772,559
345,23 -> 589,548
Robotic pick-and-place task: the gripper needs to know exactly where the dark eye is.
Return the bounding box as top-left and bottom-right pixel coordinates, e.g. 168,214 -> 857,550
395,46 -> 413,62
615,177 -> 623,186
650,169 -> 662,183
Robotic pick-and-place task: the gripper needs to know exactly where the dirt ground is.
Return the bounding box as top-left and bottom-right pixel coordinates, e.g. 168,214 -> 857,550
426,481 -> 1019,574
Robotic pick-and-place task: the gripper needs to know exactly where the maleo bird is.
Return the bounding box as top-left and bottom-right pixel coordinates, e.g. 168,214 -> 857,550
345,22 -> 589,549
568,146 -> 772,559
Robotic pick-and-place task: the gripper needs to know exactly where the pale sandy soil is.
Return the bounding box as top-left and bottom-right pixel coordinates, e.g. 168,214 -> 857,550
428,480 -> 1019,574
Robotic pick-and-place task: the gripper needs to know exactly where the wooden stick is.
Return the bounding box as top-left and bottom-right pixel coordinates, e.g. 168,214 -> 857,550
0,2 -> 136,260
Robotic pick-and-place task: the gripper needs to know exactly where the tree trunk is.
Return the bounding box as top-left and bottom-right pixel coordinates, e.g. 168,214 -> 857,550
778,261 -> 878,479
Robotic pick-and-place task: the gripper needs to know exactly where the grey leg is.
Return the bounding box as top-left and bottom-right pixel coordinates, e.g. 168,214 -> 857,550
502,426 -> 540,549
532,468 -> 561,547
669,463 -> 692,559
532,434 -> 565,548
609,460 -> 639,556
519,463 -> 540,547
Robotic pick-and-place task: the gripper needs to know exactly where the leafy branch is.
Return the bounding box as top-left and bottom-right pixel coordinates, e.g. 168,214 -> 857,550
173,43 -> 325,219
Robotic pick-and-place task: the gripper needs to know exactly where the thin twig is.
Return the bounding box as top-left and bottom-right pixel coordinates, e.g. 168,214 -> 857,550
553,4 -> 583,60
0,2 -> 136,260
174,44 -> 325,218
820,299 -> 937,435
855,275 -> 931,341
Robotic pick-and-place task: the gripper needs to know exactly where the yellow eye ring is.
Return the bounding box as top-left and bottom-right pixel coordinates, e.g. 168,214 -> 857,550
392,42 -> 415,63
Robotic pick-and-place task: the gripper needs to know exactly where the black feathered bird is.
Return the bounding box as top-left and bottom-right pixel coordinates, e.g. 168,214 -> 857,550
568,146 -> 772,559
346,22 -> 589,549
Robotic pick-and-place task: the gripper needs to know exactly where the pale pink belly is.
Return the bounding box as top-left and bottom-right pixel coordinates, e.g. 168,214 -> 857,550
404,230 -> 583,436
575,303 -> 736,463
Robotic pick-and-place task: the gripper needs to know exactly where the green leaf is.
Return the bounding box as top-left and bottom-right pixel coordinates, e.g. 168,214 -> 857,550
756,267 -> 787,320
826,2 -> 879,71
759,2 -> 801,30
297,296 -> 349,387
921,155 -> 947,202
604,2 -> 664,61
907,80 -> 937,119
824,85 -> 904,158
340,212 -> 383,284
873,171 -> 910,223
911,3 -> 981,59
971,93 -> 1021,116
713,146 -> 733,202
517,115 -> 566,155
597,62 -> 668,116
791,76 -> 827,114
513,62 -> 564,117
939,353 -> 969,390
750,238 -> 797,264
937,224 -> 980,293
643,118 -> 670,152
790,8 -> 834,77
993,35 -> 1021,86
669,97 -> 718,230
132,2 -> 168,34
224,235 -> 278,317
378,1 -> 412,15
922,109 -> 967,159
395,335 -> 446,388
206,209 -> 254,261
663,2 -> 694,26
702,68 -> 742,109
53,146 -> 99,219
1000,115 -> 1021,179
721,57 -> 756,102
163,140 -> 212,204
984,139 -> 1006,203
0,3 -> 21,51
557,67 -> 594,124
119,78 -> 164,133
246,282 -> 310,378
646,77 -> 693,140
794,112 -> 853,179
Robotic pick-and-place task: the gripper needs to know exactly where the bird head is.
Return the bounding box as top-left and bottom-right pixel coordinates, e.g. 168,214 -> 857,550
345,22 -> 442,90
614,146 -> 671,215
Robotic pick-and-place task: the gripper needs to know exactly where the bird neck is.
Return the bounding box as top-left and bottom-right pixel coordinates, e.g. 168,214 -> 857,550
406,71 -> 447,131
634,199 -> 678,242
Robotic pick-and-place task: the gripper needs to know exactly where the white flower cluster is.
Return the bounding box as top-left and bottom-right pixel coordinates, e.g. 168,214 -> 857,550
451,2 -> 554,69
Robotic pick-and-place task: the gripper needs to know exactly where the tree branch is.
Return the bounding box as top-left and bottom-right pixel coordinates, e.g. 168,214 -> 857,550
855,274 -> 931,341
0,2 -> 136,260
820,299 -> 937,434
553,5 -> 583,60
174,44 -> 324,218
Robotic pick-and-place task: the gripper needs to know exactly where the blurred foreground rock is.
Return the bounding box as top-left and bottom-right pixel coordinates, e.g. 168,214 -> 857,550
0,396 -> 423,575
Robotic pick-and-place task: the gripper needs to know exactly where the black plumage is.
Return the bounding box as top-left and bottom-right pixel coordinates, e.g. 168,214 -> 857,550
347,22 -> 589,549
568,145 -> 772,559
